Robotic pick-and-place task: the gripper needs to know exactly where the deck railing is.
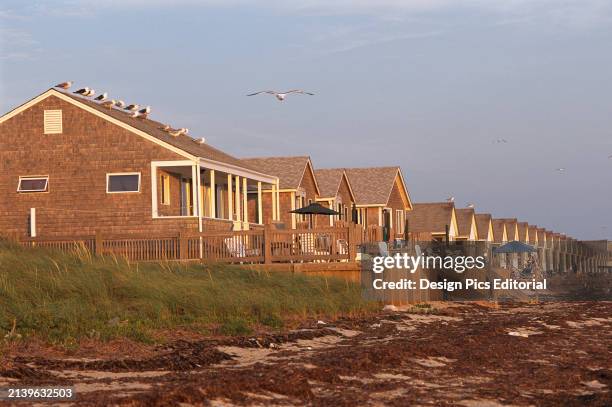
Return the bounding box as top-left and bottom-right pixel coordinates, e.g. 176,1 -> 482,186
16,224 -> 361,264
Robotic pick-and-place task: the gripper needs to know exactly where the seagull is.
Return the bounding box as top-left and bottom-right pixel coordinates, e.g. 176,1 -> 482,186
446,196 -> 455,202
169,128 -> 189,137
115,100 -> 126,109
159,124 -> 170,131
73,87 -> 89,95
128,111 -> 139,118
100,100 -> 116,110
467,203 -> 475,208
194,137 -> 206,144
94,92 -> 108,102
55,81 -> 73,90
555,168 -> 565,173
124,104 -> 139,111
83,89 -> 95,97
138,106 -> 151,115
246,89 -> 314,101
494,138 -> 508,144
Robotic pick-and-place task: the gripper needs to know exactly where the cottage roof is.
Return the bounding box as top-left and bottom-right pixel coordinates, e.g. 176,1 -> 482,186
344,167 -> 411,208
474,213 -> 492,240
455,208 -> 476,238
313,169 -> 355,201
406,202 -> 455,234
240,156 -> 319,193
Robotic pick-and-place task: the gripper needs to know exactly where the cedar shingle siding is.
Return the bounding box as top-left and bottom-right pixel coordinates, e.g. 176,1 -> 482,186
0,95 -> 198,237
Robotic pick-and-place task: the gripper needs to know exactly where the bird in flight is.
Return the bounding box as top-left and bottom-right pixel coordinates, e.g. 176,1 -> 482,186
55,81 -> 73,90
94,92 -> 108,102
555,168 -> 565,173
247,89 -> 314,101
494,138 -> 508,144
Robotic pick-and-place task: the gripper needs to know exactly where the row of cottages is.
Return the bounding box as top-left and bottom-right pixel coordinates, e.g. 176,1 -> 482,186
0,89 -> 413,239
240,158 -> 413,238
0,89 -> 282,238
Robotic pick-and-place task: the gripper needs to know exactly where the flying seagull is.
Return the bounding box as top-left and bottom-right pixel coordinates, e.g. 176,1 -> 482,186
73,87 -> 89,95
246,89 -> 314,101
100,100 -> 116,110
124,104 -> 139,112
446,196 -> 455,202
555,168 -> 565,173
94,92 -> 108,102
115,100 -> 126,109
494,138 -> 508,144
55,81 -> 73,90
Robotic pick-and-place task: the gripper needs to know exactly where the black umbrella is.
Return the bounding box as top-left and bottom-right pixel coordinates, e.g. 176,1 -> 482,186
290,202 -> 340,215
290,202 -> 340,228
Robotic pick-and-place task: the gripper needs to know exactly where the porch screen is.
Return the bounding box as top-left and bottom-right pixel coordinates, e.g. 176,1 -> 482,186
107,173 -> 140,193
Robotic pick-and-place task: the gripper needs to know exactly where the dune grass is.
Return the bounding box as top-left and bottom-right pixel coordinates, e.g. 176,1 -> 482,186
0,240 -> 375,346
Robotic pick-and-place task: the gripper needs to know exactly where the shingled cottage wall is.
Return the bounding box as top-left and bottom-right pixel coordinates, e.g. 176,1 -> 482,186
0,95 -> 199,238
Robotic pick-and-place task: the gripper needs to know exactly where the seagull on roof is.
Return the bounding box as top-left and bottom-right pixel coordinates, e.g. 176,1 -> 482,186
467,203 -> 475,208
83,89 -> 95,97
246,89 -> 314,101
447,196 -> 455,202
160,124 -> 170,131
94,92 -> 108,102
115,100 -> 126,109
55,81 -> 73,90
73,87 -> 89,95
124,104 -> 139,112
138,106 -> 151,115
101,100 -> 115,110
128,111 -> 139,118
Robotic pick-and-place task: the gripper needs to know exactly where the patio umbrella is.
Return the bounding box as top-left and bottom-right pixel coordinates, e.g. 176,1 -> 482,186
290,202 -> 340,228
493,240 -> 537,254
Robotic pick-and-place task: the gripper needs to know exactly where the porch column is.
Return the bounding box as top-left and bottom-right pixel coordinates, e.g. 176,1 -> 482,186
209,170 -> 216,218
242,177 -> 248,223
275,179 -> 281,221
235,176 -> 241,222
227,174 -> 233,220
272,182 -> 277,221
191,164 -> 198,217
196,165 -> 202,232
290,191 -> 296,229
257,181 -> 263,225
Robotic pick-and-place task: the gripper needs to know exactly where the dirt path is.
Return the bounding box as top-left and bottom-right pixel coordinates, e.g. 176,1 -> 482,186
1,302 -> 610,406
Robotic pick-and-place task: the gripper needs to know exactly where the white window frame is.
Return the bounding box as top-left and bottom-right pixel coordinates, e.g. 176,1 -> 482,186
106,172 -> 141,194
17,175 -> 49,193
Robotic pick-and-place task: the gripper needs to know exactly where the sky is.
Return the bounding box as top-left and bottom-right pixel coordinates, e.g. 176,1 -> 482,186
1,0 -> 611,240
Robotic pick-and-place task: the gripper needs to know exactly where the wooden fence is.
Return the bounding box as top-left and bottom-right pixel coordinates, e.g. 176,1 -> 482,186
16,225 -> 362,264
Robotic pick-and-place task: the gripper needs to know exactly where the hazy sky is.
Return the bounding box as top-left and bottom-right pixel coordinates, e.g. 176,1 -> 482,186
1,0 -> 611,239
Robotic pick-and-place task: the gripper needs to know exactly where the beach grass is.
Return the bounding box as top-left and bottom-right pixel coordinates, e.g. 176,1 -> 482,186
0,240 -> 375,346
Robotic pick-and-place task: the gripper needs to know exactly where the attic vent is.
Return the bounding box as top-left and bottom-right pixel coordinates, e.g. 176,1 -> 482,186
44,110 -> 62,134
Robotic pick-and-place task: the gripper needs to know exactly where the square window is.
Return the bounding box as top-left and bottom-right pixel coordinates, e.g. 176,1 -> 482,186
107,173 -> 140,193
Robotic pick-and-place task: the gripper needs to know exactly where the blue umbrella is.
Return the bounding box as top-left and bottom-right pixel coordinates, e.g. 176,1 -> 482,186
494,240 -> 537,254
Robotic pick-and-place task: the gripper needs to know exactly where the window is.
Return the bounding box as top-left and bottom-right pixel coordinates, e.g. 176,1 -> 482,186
160,174 -> 170,205
396,210 -> 405,234
44,110 -> 62,134
107,173 -> 140,193
18,176 -> 48,193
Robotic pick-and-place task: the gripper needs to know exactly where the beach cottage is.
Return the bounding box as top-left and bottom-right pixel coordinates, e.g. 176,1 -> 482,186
0,88 -> 279,238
